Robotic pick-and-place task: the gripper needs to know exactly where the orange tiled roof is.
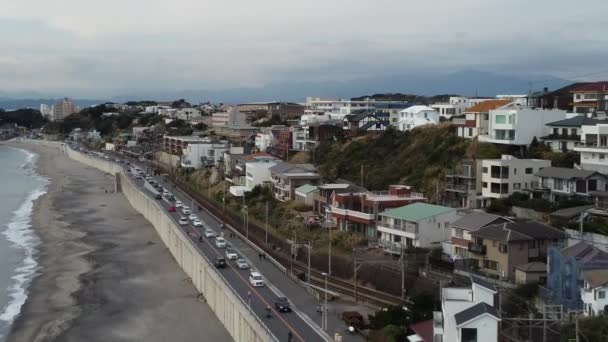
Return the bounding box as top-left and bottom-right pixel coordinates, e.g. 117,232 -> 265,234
465,99 -> 512,113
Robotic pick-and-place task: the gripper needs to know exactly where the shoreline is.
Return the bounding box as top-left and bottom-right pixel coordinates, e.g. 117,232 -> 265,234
4,141 -> 231,341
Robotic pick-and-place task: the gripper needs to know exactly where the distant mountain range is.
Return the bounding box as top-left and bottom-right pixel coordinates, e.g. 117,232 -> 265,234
0,70 -> 573,108
0,98 -> 104,111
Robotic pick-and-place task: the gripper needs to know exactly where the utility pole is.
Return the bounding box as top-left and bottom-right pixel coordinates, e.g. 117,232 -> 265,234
328,209 -> 332,276
401,245 -> 406,300
307,241 -> 312,283
265,201 -> 269,245
575,313 -> 580,342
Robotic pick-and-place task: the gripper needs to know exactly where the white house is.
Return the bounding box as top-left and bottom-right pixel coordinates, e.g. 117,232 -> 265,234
574,123 -> 608,174
229,160 -> 278,197
181,140 -> 230,169
175,108 -> 201,120
531,167 -> 608,202
254,132 -> 273,152
431,97 -> 491,119
581,269 -> 608,317
542,115 -> 599,152
377,203 -> 460,253
398,106 -> 440,132
454,100 -> 512,139
480,155 -> 551,200
434,277 -> 501,342
479,103 -> 568,146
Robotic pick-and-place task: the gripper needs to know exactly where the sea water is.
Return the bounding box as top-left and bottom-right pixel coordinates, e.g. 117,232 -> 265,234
0,146 -> 48,340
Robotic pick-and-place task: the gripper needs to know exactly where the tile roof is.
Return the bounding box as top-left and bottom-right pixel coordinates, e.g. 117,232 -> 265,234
582,269 -> 608,288
560,241 -> 608,261
381,203 -> 455,221
454,302 -> 500,326
535,167 -> 599,180
472,221 -> 565,242
269,162 -> 317,174
409,319 -> 433,342
570,82 -> 608,93
471,275 -> 497,293
452,212 -> 510,231
465,99 -> 512,113
515,262 -> 547,273
295,184 -> 318,194
546,115 -> 604,127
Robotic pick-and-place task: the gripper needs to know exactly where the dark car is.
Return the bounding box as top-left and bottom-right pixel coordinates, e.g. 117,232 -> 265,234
274,297 -> 291,312
154,193 -> 162,200
214,257 -> 227,268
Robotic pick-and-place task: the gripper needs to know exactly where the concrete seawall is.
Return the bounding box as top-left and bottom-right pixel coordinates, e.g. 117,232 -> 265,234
34,142 -> 276,342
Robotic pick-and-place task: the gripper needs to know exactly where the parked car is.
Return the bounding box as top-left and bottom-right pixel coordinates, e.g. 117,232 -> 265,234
274,297 -> 291,312
204,229 -> 216,238
178,217 -> 189,225
215,237 -> 227,248
214,257 -> 227,269
226,248 -> 238,260
168,206 -> 177,212
235,259 -> 249,269
249,272 -> 264,287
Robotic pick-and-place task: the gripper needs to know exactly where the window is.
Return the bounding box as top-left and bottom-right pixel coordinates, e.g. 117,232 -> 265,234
514,168 -> 517,175
499,243 -> 508,253
508,115 -> 515,124
513,183 -> 521,190
482,167 -> 488,174
461,328 -> 478,342
482,182 -> 488,188
492,240 -> 497,247
553,128 -> 559,135
496,115 -> 506,124
525,167 -> 533,174
601,154 -> 605,160
576,94 -> 582,100
571,128 -> 577,136
599,291 -> 606,299
468,128 -> 473,136
483,260 -> 499,271
455,228 -> 464,238
484,114 -> 489,121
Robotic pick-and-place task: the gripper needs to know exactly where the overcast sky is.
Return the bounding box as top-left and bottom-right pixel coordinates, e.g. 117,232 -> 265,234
1,0 -> 608,98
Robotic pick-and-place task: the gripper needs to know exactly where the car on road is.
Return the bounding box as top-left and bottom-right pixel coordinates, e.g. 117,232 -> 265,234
235,259 -> 249,269
135,174 -> 142,179
182,207 -> 191,215
154,193 -> 162,200
188,214 -> 198,221
214,257 -> 227,269
204,229 -> 216,238
168,206 -> 177,212
178,217 -> 189,225
225,248 -> 238,260
249,272 -> 264,287
274,297 -> 291,312
149,180 -> 156,186
192,220 -> 203,227
215,237 -> 227,248
175,200 -> 183,208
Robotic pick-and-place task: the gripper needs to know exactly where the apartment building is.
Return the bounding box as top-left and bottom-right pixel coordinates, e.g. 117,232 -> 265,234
581,269 -> 608,316
468,221 -> 565,280
443,159 -> 484,209
454,100 -> 511,139
237,102 -> 304,120
329,185 -> 426,238
529,167 -> 608,202
304,97 -> 409,122
229,158 -> 279,197
181,139 -> 230,168
433,276 -> 500,342
431,97 -> 491,119
270,163 -> 321,201
574,123 -> 608,174
162,135 -> 208,155
377,203 -> 459,253
398,106 -> 440,131
175,108 -> 201,120
292,123 -> 343,152
570,82 -> 608,114
541,115 -> 600,152
480,155 -> 551,200
450,212 -> 511,260
52,97 -> 76,122
479,103 -> 568,146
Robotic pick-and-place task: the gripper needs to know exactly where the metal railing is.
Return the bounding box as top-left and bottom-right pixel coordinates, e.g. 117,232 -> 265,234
574,141 -> 608,150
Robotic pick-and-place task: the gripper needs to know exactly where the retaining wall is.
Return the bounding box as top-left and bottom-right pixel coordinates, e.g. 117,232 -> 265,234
64,146 -> 275,342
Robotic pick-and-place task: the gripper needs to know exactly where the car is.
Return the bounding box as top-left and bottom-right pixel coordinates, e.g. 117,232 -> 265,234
225,248 -> 238,260
274,297 -> 291,312
135,174 -> 142,179
215,237 -> 227,248
163,191 -> 170,197
188,214 -> 198,221
149,180 -> 156,186
154,193 -> 162,200
168,206 -> 177,212
168,196 -> 176,202
175,200 -> 183,208
182,207 -> 191,215
192,220 -> 203,227
249,272 -> 264,287
204,229 -> 216,238
178,217 -> 189,225
235,259 -> 249,269
214,257 -> 227,268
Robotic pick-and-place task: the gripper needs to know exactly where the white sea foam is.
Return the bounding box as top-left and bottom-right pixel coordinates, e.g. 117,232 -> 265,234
0,150 -> 48,327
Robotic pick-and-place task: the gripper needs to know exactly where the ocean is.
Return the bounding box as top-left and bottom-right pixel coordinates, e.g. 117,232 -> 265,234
0,146 -> 48,340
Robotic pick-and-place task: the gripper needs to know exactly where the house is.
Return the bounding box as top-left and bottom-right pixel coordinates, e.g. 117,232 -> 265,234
342,111 -> 390,135
330,185 -> 426,238
480,155 -> 551,200
526,84 -> 589,111
478,102 -> 568,145
313,183 -> 363,215
454,99 -> 512,139
545,241 -> 608,311
468,221 -> 565,280
229,157 -> 278,197
431,96 -> 476,119
529,167 -> 608,202
570,82 -> 608,114
270,163 -> 321,201
573,122 -> 608,174
442,159 -> 486,209
225,152 -> 279,187
181,139 -> 230,168
450,212 -> 511,260
541,115 -> 600,152
175,108 -> 201,120
291,122 -> 343,152
581,269 -> 608,316
407,319 -> 433,342
515,262 -> 548,284
433,276 -> 501,342
0,123 -> 18,139
398,106 -> 440,131
304,97 -> 409,122
295,184 -> 318,206
162,135 -> 208,155
377,203 -> 459,253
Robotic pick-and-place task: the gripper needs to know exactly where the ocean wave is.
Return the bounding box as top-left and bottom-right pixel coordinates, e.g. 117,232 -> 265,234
0,152 -> 48,327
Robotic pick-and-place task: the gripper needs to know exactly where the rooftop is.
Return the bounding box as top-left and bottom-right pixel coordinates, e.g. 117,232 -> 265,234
546,115 -> 604,127
454,302 -> 500,326
560,241 -> 608,261
381,203 -> 454,222
570,81 -> 608,93
471,275 -> 497,293
472,221 -> 565,242
295,184 -> 318,194
515,262 -> 547,273
400,105 -> 437,114
582,269 -> 608,288
465,99 -> 512,113
452,212 -> 510,231
536,167 -> 599,180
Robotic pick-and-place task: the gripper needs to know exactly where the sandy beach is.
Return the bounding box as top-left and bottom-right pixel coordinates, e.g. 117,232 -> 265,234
4,141 -> 231,342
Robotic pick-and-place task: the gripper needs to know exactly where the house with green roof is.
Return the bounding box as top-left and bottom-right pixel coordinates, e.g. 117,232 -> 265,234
295,184 -> 318,206
377,202 -> 460,253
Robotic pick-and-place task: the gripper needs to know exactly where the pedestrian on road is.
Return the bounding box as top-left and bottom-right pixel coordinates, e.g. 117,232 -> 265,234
258,253 -> 262,261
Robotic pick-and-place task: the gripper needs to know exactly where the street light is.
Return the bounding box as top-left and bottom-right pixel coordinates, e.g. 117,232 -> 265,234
321,272 -> 328,331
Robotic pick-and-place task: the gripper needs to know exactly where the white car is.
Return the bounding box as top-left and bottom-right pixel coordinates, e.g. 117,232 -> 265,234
192,220 -> 203,227
204,229 -> 216,238
215,237 -> 227,248
175,200 -> 183,208
182,207 -> 191,215
236,259 -> 249,269
188,214 -> 198,221
249,272 -> 264,287
225,248 -> 238,260
178,217 -> 189,225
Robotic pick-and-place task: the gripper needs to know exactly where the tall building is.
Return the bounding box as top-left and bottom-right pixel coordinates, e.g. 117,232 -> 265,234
52,98 -> 76,122
39,104 -> 51,119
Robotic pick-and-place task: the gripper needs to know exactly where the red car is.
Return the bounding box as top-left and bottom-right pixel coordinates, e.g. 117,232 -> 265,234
168,206 -> 177,212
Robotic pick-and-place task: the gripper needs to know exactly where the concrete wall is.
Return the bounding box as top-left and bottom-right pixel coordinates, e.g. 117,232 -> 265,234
65,146 -> 275,342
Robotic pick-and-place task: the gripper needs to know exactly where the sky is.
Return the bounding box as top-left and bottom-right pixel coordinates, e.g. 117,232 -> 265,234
1,0 -> 608,98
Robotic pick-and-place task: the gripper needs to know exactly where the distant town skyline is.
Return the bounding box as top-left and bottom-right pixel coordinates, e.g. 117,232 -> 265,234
1,0 -> 608,98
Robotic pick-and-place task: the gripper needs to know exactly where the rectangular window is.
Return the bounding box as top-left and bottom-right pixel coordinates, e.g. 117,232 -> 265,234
482,182 -> 488,188
455,228 -> 464,238
525,168 -> 533,174
600,291 -> 606,299
571,128 -> 577,136
514,168 -> 517,175
513,183 -> 521,190
495,115 -> 506,124
508,115 -> 515,124
461,328 -> 478,342
499,243 -> 508,253
482,167 -> 488,174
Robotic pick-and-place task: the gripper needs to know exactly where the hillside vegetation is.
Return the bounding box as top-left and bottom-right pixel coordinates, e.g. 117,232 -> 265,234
315,125 -> 479,196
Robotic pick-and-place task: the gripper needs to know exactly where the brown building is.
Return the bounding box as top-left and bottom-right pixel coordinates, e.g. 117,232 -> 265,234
162,135 -> 208,155
468,221 -> 565,280
236,102 -> 304,120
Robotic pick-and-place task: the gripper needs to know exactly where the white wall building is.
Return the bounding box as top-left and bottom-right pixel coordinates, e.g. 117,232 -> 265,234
434,277 -> 500,342
181,140 -> 230,169
479,103 -> 568,146
398,105 -> 440,131
254,132 -> 273,152
229,160 -> 278,197
581,269 -> 608,317
574,123 -> 608,174
480,155 -> 551,199
431,97 -> 491,119
304,97 -> 409,122
175,108 -> 201,120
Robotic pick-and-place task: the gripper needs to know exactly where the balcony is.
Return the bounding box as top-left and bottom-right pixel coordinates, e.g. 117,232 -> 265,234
377,222 -> 419,235
540,133 -> 581,141
452,118 -> 466,126
445,183 -> 473,192
330,206 -> 375,222
468,242 -> 486,255
574,142 -> 608,151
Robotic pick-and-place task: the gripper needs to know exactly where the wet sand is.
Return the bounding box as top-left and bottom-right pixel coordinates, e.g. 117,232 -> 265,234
5,141 -> 231,342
